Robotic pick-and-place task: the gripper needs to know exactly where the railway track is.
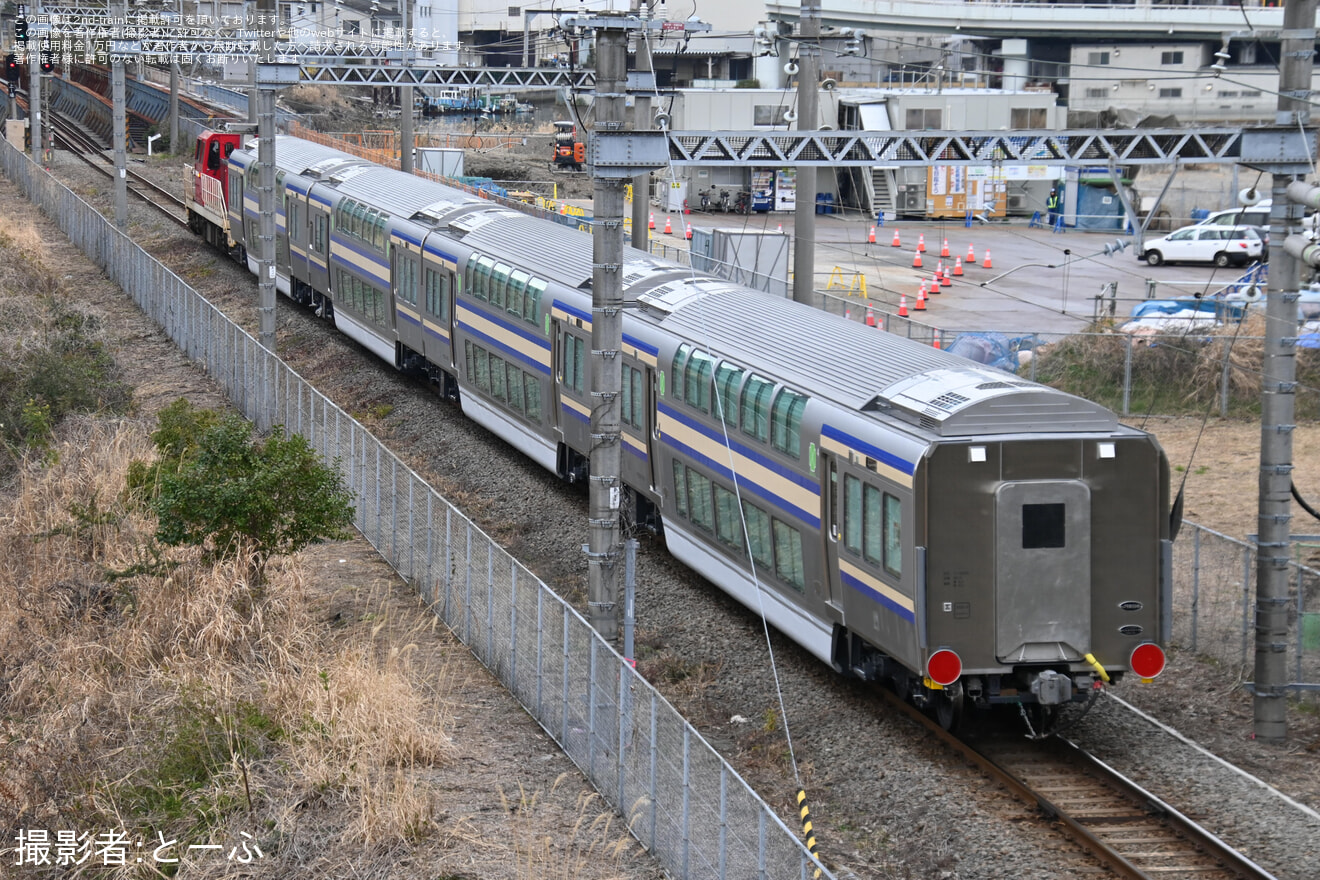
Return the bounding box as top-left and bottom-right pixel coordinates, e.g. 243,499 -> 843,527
877,688 -> 1279,880
41,102 -> 190,228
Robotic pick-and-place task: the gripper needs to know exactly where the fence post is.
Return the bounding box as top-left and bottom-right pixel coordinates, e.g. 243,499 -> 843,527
511,566 -> 518,692
561,606 -> 571,746
649,692 -> 659,854
536,585 -> 544,717
1220,338 -> 1232,417
1122,334 -> 1133,416
682,726 -> 692,879
465,522 -> 473,644
1242,544 -> 1253,671
719,765 -> 728,879
588,638 -> 597,779
1191,527 -> 1201,652
444,506 -> 453,624
486,542 -> 494,663
424,493 -> 434,605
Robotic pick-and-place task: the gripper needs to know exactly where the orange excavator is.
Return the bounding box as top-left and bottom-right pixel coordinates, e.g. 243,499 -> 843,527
552,120 -> 585,171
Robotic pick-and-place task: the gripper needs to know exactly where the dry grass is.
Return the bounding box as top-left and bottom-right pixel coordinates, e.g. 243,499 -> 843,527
0,417 -> 457,864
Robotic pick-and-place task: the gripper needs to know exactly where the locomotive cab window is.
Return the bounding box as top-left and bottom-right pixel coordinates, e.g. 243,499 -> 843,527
1022,502 -> 1066,549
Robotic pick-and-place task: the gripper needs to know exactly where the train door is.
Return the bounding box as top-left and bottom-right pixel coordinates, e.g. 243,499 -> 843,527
549,318 -> 564,433
994,481 -> 1092,663
821,453 -> 841,610
288,189 -> 310,287
305,189 -> 331,297
391,236 -> 425,362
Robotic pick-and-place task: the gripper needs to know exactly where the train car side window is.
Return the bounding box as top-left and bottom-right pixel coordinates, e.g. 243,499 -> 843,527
843,474 -> 862,555
524,373 -> 542,420
672,461 -> 689,518
490,355 -> 506,400
863,485 -> 886,567
883,493 -> 902,577
740,375 -> 774,443
743,501 -> 773,571
671,345 -> 691,402
772,520 -> 806,591
771,389 -> 807,457
620,365 -> 643,429
524,278 -> 545,324
1022,503 -> 1065,549
563,332 -> 585,393
713,362 -> 744,421
713,484 -> 743,553
507,270 -> 529,319
684,350 -> 714,412
423,267 -> 449,318
505,363 -> 523,413
490,263 -> 511,310
687,469 -> 714,532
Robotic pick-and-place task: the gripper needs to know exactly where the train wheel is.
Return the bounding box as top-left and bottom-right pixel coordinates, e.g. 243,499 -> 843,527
932,681 -> 965,731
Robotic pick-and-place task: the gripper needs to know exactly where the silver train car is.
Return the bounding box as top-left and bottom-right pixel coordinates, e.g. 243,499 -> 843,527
196,133 -> 1176,725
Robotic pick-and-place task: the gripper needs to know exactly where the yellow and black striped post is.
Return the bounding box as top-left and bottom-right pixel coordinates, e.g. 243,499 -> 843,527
796,788 -> 822,878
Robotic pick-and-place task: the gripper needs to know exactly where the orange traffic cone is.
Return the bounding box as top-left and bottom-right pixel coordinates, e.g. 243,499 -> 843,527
777,223 -> 783,233
891,229 -> 902,247
952,256 -> 964,277
966,243 -> 976,261
685,222 -> 693,240
940,238 -> 950,257
933,334 -> 941,350
982,249 -> 993,269
648,212 -> 655,230
897,292 -> 909,317
865,304 -> 877,327
560,204 -> 567,215
845,305 -> 852,320
917,234 -> 926,253
868,226 -> 877,244
936,260 -> 945,280
940,266 -> 952,287
912,251 -> 923,269
915,282 -> 928,311
663,216 -> 672,235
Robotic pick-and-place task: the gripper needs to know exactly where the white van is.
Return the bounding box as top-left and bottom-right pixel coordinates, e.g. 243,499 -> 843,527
1197,201 -> 1272,257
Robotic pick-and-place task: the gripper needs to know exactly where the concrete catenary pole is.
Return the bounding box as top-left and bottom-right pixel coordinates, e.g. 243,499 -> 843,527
256,0 -> 277,355
791,0 -> 819,304
587,24 -> 626,640
27,6 -> 39,161
112,0 -> 127,225
400,0 -> 413,173
629,0 -> 653,250
169,58 -> 179,154
1254,0 -> 1316,741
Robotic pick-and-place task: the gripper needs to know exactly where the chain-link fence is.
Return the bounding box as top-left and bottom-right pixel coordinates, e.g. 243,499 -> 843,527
1174,524 -> 1320,696
0,139 -> 832,879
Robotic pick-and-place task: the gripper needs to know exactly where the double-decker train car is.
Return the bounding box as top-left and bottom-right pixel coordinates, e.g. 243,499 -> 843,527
186,130 -> 1176,727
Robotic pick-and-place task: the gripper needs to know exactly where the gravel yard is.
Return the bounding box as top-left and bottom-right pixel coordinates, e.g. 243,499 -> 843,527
18,142 -> 1320,880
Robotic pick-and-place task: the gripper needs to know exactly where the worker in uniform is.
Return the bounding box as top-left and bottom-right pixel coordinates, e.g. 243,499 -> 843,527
1046,188 -> 1060,226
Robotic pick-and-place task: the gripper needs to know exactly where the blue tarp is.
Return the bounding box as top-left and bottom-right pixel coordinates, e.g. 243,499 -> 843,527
945,332 -> 1035,373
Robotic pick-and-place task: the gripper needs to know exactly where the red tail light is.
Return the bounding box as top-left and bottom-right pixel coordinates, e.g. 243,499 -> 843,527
927,649 -> 962,687
1130,643 -> 1166,679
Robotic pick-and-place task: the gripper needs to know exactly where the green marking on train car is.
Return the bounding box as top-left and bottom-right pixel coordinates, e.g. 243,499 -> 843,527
808,442 -> 817,474
544,313 -> 550,336
658,371 -> 665,398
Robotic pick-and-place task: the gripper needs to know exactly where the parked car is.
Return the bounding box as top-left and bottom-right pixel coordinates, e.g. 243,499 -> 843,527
1197,201 -> 1271,257
1138,224 -> 1263,267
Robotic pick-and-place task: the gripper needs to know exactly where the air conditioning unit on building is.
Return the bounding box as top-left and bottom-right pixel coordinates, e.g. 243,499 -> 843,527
1007,194 -> 1026,211
900,190 -> 923,211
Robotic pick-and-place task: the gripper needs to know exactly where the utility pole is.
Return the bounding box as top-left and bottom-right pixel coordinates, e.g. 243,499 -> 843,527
400,0 -> 413,173
256,0 -> 278,356
629,0 -> 653,250
169,57 -> 179,154
112,0 -> 127,225
1251,0 -> 1317,741
791,0 -> 819,304
586,22 -> 627,640
563,10 -> 704,640
26,5 -> 39,162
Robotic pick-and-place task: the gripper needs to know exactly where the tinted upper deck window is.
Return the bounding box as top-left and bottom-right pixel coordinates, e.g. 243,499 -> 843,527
1022,503 -> 1065,549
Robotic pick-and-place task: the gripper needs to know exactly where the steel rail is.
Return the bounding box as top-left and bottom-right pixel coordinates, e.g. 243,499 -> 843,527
874,687 -> 1279,880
